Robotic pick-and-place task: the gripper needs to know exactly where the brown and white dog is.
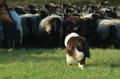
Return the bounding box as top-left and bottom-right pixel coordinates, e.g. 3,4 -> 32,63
64,32 -> 90,69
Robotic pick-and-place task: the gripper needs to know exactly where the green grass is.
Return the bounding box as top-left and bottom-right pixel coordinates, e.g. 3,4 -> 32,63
0,48 -> 120,79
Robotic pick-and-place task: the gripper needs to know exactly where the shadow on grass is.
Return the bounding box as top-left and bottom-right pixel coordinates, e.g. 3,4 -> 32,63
86,61 -> 120,68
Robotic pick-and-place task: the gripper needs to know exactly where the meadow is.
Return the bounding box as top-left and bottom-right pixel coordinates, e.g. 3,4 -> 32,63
0,48 -> 120,79
0,0 -> 120,79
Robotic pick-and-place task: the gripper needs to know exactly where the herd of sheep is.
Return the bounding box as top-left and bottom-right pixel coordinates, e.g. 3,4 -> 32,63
0,0 -> 120,49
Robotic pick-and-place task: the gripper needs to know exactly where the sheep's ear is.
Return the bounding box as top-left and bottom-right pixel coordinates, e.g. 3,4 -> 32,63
97,5 -> 101,8
79,14 -> 84,18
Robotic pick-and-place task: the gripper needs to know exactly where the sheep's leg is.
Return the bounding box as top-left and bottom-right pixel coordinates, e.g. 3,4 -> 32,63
12,40 -> 15,47
0,41 -> 3,49
60,32 -> 64,47
19,32 -> 22,44
8,39 -> 11,48
115,37 -> 120,48
17,29 -> 23,48
47,36 -> 52,48
18,29 -> 23,44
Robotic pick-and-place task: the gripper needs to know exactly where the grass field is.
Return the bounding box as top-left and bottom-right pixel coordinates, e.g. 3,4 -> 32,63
0,48 -> 120,79
0,0 -> 120,79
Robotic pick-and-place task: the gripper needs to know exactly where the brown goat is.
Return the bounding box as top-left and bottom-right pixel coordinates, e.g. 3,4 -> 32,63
0,0 -> 19,48
61,16 -> 81,47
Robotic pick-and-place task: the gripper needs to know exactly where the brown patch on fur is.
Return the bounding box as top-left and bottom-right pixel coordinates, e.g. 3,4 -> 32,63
65,16 -> 81,24
0,0 -> 19,40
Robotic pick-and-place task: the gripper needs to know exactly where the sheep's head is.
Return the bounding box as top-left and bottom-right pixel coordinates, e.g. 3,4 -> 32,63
0,0 -> 7,8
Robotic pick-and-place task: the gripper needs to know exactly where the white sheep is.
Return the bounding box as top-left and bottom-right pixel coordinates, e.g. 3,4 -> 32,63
39,14 -> 64,48
97,19 -> 120,48
20,14 -> 40,36
20,13 -> 41,48
110,19 -> 120,34
10,11 -> 23,45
